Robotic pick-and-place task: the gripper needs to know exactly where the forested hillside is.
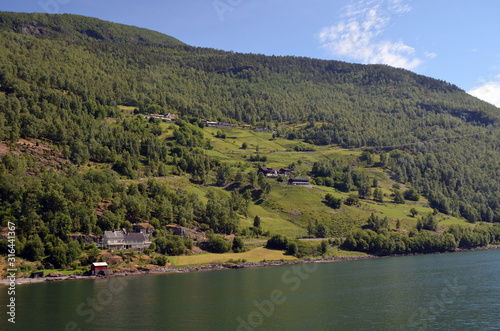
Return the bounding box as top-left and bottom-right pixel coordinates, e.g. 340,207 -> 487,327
1,12 -> 500,268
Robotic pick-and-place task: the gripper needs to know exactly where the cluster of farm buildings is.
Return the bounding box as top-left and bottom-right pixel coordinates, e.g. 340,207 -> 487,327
141,111 -> 274,133
142,113 -> 179,121
258,166 -> 310,186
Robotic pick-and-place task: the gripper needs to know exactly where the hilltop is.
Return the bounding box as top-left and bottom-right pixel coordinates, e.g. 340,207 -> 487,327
0,11 -> 184,45
0,12 -> 500,276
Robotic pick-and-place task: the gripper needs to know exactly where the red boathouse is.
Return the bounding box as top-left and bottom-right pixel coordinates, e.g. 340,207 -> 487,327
91,262 -> 108,275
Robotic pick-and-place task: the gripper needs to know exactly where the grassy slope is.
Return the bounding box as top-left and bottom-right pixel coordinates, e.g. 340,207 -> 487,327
158,123 -> 469,239
204,126 -> 466,232
100,113 -> 469,239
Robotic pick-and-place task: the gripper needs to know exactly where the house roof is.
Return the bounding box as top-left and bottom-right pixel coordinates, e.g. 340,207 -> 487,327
92,262 -> 108,267
289,177 -> 309,182
125,233 -> 147,242
259,166 -> 277,173
104,230 -> 124,239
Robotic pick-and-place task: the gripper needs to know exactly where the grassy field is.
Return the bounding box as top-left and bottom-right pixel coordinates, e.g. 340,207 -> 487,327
35,268 -> 87,276
261,184 -> 367,236
171,247 -> 297,266
117,105 -> 136,113
170,246 -> 372,267
183,184 -> 307,238
330,249 -> 371,257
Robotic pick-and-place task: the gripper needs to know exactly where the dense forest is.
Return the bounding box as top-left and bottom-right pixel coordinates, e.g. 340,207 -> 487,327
1,12 -> 500,266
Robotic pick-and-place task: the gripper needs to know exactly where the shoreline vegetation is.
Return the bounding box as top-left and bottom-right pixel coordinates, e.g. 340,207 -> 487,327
2,245 -> 499,286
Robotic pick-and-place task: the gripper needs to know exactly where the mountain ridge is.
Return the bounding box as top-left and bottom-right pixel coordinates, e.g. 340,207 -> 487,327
0,11 -> 185,46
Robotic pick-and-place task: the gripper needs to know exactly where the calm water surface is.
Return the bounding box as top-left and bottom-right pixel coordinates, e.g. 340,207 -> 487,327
1,249 -> 500,330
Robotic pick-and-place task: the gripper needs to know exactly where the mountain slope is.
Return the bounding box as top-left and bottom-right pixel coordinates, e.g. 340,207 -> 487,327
0,10 -> 500,251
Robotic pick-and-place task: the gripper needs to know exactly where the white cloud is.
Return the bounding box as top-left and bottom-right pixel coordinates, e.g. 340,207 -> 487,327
318,0 -> 424,70
388,0 -> 411,14
468,77 -> 500,108
424,51 -> 437,59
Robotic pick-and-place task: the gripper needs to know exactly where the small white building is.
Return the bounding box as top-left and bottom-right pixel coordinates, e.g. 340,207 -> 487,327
287,178 -> 310,186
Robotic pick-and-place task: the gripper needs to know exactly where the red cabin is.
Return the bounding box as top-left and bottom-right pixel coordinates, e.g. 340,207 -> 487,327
91,262 -> 108,275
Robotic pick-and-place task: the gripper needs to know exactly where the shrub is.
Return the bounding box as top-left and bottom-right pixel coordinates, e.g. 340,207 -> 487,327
320,240 -> 329,254
154,255 -> 168,266
155,235 -> 187,255
232,237 -> 245,253
203,235 -> 231,253
216,130 -> 226,139
315,224 -> 328,238
404,188 -> 420,201
416,213 -> 438,231
266,235 -> 289,250
345,194 -> 359,206
286,242 -> 298,256
325,193 -> 342,209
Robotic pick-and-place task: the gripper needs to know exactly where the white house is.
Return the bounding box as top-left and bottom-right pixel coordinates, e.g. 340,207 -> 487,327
103,229 -> 151,250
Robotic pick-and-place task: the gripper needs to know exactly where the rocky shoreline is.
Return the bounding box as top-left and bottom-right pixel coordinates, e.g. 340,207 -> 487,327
2,245 -> 499,286
0,254 -> 374,286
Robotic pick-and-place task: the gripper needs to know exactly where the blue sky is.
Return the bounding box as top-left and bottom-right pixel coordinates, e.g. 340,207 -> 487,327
2,0 -> 500,106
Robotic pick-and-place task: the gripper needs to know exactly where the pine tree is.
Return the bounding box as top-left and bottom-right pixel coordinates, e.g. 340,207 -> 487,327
393,189 -> 405,204
253,215 -> 261,228
373,188 -> 384,202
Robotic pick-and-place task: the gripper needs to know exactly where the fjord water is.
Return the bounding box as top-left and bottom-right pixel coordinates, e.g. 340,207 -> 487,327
2,250 -> 500,331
